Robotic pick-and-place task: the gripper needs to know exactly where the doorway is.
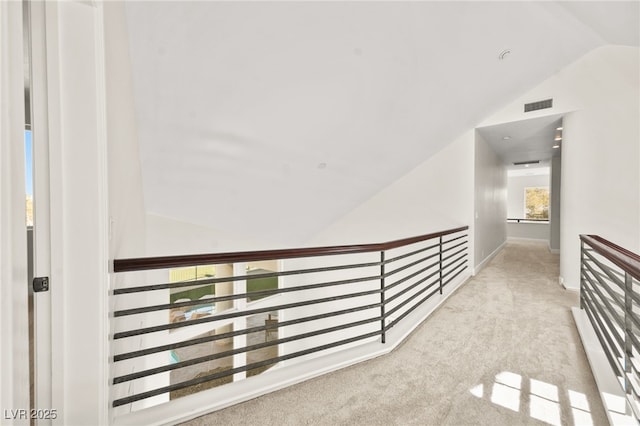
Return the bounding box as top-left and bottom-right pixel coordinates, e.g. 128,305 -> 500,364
474,114 -> 564,270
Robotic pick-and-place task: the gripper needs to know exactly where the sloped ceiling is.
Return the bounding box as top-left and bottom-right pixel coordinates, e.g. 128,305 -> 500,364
124,1 -> 639,245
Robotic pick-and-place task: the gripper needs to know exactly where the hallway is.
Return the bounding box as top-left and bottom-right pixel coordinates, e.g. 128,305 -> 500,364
184,240 -> 606,425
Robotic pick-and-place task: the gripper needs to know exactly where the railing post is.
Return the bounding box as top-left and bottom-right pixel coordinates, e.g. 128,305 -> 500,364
439,236 -> 443,295
579,240 -> 585,310
624,271 -> 632,397
380,251 -> 386,344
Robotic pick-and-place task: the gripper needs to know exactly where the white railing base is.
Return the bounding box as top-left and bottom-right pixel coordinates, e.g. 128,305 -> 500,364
572,307 -> 638,426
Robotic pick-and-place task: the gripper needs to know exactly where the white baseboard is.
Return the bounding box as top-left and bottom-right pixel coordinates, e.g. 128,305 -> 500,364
473,241 -> 506,275
547,241 -> 560,254
507,237 -> 549,243
572,308 -> 637,425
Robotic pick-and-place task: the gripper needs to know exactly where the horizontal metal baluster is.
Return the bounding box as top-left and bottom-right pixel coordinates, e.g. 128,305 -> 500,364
114,260 -> 382,295
384,260 -> 440,292
582,292 -> 625,375
386,285 -> 442,331
582,263 -> 640,339
110,229 -> 471,408
114,302 -> 381,361
115,274 -> 380,317
114,288 -> 381,339
113,330 -> 382,407
385,277 -> 441,318
442,234 -> 468,245
384,251 -> 441,278
442,262 -> 468,286
384,242 -> 440,265
114,316 -> 382,384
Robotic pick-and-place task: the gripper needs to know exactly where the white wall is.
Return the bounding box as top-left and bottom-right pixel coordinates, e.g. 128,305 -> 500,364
474,131 -> 507,271
549,156 -> 561,252
146,213 -> 277,257
103,1 -> 173,417
35,2 -> 111,424
105,2 -> 146,263
310,130 -> 475,249
479,45 -> 640,289
507,222 -> 550,241
507,174 -> 549,219
273,130 -> 476,364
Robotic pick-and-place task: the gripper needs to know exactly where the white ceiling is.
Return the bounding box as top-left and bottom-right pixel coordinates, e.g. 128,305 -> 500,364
477,114 -> 564,170
124,1 -> 639,245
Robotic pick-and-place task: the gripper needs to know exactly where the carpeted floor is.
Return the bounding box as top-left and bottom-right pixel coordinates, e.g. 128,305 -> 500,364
182,240 -> 606,426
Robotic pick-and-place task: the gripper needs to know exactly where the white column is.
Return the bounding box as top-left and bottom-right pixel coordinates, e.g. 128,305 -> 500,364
214,264 -> 234,345
232,263 -> 247,381
40,2 -> 110,424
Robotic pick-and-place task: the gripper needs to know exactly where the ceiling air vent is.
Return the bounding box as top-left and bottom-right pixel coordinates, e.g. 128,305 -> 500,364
524,98 -> 553,112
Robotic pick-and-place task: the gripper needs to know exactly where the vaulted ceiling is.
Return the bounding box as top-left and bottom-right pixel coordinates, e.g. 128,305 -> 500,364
124,1 -> 639,245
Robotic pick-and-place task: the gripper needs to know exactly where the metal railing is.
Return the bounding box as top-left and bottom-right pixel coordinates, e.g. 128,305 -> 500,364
579,234 -> 640,419
111,226 -> 468,410
507,218 -> 549,223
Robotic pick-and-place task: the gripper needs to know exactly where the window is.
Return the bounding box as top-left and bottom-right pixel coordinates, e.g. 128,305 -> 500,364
524,187 -> 549,220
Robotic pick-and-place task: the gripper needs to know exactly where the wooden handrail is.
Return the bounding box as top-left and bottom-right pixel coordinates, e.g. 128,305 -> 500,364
114,226 -> 469,273
580,234 -> 640,281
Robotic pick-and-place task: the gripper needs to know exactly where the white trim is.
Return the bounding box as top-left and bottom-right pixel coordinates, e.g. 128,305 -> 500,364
28,1 -> 54,418
507,220 -> 550,225
507,237 -> 549,243
0,1 -> 30,419
92,2 -> 110,424
559,275 -> 579,291
572,308 -> 637,425
473,241 -> 506,275
42,2 -> 110,424
113,271 -> 472,426
42,3 -> 65,423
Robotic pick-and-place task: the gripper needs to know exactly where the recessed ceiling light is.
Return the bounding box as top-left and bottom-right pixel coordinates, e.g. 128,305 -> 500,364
502,136 -> 511,140
525,164 -> 529,167
498,49 -> 511,60
554,136 -> 562,141
553,144 -> 560,149
556,127 -> 563,131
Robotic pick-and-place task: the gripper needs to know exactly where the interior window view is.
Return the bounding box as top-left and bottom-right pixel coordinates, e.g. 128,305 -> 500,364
4,2 -> 638,426
508,168 -> 552,223
168,262 -> 280,398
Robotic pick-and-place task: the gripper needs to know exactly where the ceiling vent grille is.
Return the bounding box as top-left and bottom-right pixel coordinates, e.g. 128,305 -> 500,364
524,98 -> 553,112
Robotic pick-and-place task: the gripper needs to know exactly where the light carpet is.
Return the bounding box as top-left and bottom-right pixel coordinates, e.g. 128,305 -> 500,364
183,240 -> 606,426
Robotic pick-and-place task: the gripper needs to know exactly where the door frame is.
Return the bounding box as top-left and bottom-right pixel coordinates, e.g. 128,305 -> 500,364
0,1 -> 31,420
30,1 -> 111,424
27,2 -> 53,421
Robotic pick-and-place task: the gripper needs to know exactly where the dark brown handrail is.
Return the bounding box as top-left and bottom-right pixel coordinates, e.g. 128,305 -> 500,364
580,234 -> 640,281
114,225 -> 468,272
507,218 -> 549,223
